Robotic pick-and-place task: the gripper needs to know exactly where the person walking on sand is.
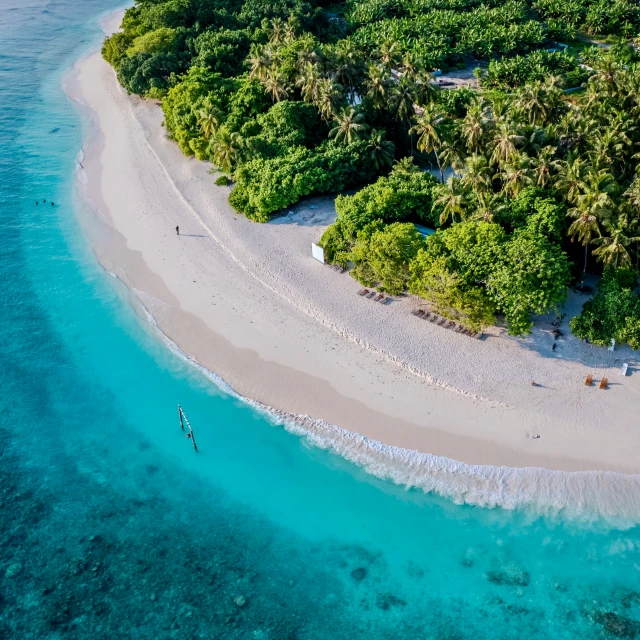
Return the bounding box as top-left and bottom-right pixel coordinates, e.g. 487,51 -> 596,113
176,225 -> 180,236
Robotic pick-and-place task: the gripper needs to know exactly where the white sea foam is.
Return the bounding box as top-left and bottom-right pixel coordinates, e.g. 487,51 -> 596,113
127,286 -> 640,528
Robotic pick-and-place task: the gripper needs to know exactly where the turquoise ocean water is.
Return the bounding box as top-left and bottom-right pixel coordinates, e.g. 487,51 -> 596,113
2,1 -> 640,638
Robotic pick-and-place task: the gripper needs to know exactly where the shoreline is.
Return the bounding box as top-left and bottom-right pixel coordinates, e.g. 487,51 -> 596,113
63,10 -> 640,512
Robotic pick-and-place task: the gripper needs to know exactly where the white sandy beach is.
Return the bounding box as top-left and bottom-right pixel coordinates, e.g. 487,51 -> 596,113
66,11 -> 640,495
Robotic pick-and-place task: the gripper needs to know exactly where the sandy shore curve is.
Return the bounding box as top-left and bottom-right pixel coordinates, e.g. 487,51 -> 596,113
63,11 -> 640,517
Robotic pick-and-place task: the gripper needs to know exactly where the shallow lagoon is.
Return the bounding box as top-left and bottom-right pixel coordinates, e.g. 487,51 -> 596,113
1,1 -> 640,638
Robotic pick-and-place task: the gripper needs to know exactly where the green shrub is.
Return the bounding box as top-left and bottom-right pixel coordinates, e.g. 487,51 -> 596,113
570,268 -> 640,348
215,175 -> 229,186
229,141 -> 375,222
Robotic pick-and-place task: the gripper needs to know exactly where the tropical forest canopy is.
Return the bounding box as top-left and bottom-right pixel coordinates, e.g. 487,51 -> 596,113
104,0 -> 640,339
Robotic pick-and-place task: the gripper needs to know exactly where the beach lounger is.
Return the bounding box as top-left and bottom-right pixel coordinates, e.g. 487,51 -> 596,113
423,313 -> 431,320
430,315 -> 438,323
621,363 -> 629,376
456,325 -> 465,333
438,318 -> 447,326
412,309 -> 424,317
366,291 -> 376,298
599,378 -> 608,390
584,374 -> 593,386
358,289 -> 368,296
446,321 -> 456,329
373,294 -> 383,301
474,332 -> 483,339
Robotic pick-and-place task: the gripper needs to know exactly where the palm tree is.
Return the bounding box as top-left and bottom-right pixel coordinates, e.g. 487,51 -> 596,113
567,173 -> 615,272
364,63 -> 389,109
246,43 -> 271,82
513,81 -> 549,125
552,153 -> 586,204
439,137 -> 465,175
366,129 -> 395,170
490,121 -> 524,167
532,145 -> 557,188
434,177 -> 467,225
268,17 -> 285,45
393,156 -> 420,174
400,52 -> 423,83
389,76 -> 419,152
329,107 -> 368,145
264,69 -> 289,103
592,214 -> 640,267
196,100 -> 220,140
329,40 -> 362,102
496,152 -> 534,197
461,153 -> 492,202
211,129 -> 242,173
296,61 -> 322,104
314,78 -> 344,121
474,191 -> 507,223
624,173 -> 640,209
589,128 -> 628,173
460,102 -> 489,154
378,39 -> 400,68
410,103 -> 446,182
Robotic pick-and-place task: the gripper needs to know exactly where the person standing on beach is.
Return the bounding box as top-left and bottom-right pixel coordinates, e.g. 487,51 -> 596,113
176,225 -> 180,235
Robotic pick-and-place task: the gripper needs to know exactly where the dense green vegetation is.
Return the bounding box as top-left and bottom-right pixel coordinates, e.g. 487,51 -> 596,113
570,268 -> 640,348
104,0 -> 640,340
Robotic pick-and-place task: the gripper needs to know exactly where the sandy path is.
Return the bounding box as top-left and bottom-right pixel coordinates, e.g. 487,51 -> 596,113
65,16 -> 640,489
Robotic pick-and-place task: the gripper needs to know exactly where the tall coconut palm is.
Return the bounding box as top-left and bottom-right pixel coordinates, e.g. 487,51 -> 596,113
366,129 -> 395,170
552,153 -> 586,204
392,156 -> 420,174
461,153 -> 492,202
264,69 -> 289,103
246,43 -> 271,82
378,39 -> 400,68
592,214 -> 640,267
329,107 -> 368,145
268,17 -> 285,45
567,174 -> 614,272
624,173 -> 640,209
364,63 -> 389,109
410,103 -> 446,182
439,137 -> 465,175
434,177 -> 467,225
389,76 -> 419,152
296,61 -> 322,104
513,81 -> 549,125
474,191 -> 507,223
211,129 -> 242,173
461,102 -> 489,154
400,52 -> 423,83
490,121 -> 524,167
196,99 -> 220,140
589,128 -> 628,173
314,78 -> 344,121
496,152 -> 534,197
329,40 -> 362,102
532,145 -> 557,188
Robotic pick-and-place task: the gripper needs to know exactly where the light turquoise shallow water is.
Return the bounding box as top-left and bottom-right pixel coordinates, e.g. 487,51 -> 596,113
2,1 -> 640,638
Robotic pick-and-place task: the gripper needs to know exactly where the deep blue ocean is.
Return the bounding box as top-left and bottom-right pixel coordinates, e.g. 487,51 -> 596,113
1,1 -> 640,638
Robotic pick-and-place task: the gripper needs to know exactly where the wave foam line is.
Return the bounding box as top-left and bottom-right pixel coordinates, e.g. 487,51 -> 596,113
131,287 -> 640,527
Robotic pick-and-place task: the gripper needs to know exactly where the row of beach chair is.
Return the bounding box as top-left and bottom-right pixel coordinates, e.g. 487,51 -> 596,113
358,288 -> 389,304
411,309 -> 483,339
585,374 -> 607,390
